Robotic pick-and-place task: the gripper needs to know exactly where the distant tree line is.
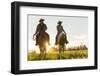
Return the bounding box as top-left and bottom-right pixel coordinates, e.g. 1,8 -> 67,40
67,44 -> 88,50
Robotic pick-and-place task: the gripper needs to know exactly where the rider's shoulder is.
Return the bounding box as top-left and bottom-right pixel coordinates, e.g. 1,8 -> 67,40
57,24 -> 60,26
43,23 -> 46,25
38,23 -> 46,25
57,25 -> 62,27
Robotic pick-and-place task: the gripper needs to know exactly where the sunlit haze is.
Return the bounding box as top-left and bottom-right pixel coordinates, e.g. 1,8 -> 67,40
28,14 -> 88,53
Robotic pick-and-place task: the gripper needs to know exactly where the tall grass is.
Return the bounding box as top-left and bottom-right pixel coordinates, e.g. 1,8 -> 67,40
28,50 -> 88,61
28,44 -> 88,61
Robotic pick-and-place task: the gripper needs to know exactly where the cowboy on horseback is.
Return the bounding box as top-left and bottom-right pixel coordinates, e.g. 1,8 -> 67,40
33,18 -> 47,45
55,21 -> 68,45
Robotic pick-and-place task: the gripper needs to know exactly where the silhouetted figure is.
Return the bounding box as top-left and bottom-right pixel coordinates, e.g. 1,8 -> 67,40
55,21 -> 68,45
33,18 -> 50,60
33,18 -> 47,45
55,21 -> 69,59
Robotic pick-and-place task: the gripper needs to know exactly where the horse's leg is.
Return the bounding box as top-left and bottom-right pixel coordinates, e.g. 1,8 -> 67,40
61,44 -> 66,59
40,46 -> 47,60
60,45 -> 65,59
61,46 -> 64,58
41,47 -> 46,60
44,48 -> 46,59
59,46 -> 62,59
39,46 -> 41,60
39,47 -> 44,60
40,51 -> 45,60
39,50 -> 42,60
39,52 -> 42,60
62,45 -> 65,55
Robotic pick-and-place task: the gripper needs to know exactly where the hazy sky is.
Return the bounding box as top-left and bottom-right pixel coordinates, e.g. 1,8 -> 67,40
27,14 -> 88,51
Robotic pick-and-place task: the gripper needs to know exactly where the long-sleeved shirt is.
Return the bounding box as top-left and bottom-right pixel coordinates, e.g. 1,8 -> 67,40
34,23 -> 47,35
57,25 -> 66,34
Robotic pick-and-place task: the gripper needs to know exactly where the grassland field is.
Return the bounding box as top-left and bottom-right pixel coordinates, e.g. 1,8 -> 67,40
28,50 -> 88,61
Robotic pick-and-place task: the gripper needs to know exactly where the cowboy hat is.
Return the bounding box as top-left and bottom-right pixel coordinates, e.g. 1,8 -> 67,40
58,21 -> 62,24
39,18 -> 44,22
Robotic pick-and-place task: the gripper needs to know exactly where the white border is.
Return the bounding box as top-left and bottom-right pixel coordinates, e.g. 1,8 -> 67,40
20,6 -> 95,70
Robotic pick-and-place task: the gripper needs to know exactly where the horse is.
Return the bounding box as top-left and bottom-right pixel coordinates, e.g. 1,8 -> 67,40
35,31 -> 50,60
57,31 -> 68,59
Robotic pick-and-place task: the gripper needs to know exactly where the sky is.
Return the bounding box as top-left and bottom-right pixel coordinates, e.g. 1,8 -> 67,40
27,14 -> 88,52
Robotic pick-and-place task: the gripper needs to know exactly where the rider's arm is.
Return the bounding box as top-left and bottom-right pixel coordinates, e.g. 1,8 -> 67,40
33,24 -> 40,40
63,29 -> 66,34
34,24 -> 40,35
62,26 -> 66,34
44,24 -> 47,31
